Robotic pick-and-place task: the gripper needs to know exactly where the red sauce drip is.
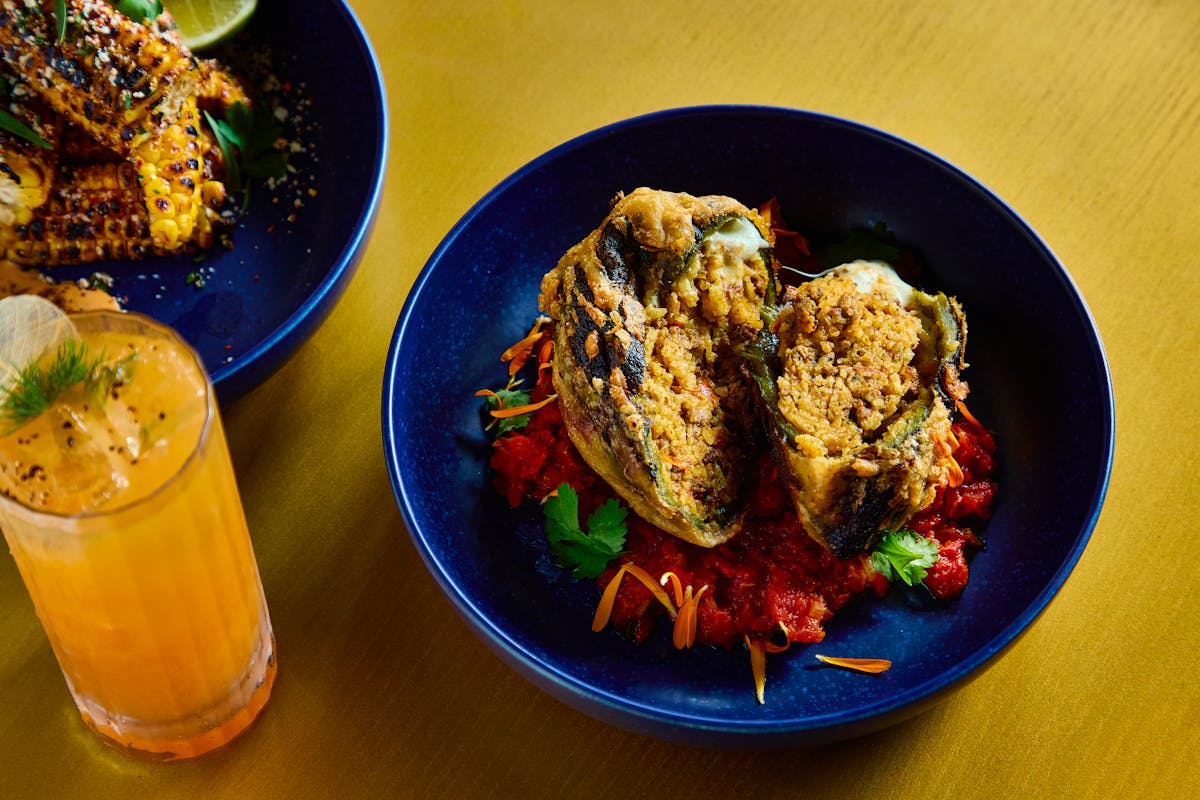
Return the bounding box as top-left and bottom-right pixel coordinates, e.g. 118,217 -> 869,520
490,385 -> 997,648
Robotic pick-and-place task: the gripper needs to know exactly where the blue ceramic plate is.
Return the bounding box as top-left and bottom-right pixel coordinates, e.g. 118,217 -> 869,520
382,107 -> 1114,747
48,0 -> 387,402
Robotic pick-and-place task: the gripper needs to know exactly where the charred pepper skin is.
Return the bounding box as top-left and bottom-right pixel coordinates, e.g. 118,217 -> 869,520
540,188 -> 775,549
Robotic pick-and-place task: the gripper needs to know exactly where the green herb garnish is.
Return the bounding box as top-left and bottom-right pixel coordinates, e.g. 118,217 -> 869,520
869,529 -> 940,587
203,102 -> 289,204
53,0 -> 66,43
185,270 -> 207,289
481,386 -> 532,434
543,483 -> 628,579
0,108 -> 51,149
113,0 -> 163,23
1,339 -> 135,430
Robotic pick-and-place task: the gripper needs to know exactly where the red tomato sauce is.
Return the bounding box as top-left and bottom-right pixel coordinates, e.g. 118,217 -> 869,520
489,357 -> 998,651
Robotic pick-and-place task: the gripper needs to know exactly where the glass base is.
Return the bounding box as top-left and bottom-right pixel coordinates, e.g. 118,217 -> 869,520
74,638 -> 277,762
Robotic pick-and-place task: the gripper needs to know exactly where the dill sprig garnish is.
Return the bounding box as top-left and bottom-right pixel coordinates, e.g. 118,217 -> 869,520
1,338 -> 135,430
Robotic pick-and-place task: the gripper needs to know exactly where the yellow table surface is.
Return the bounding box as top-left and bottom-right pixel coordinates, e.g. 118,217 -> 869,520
3,0 -> 1198,796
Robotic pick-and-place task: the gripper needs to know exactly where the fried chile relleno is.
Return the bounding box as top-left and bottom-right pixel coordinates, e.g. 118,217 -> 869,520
540,190 -> 970,558
757,260 -> 968,557
539,188 -> 774,548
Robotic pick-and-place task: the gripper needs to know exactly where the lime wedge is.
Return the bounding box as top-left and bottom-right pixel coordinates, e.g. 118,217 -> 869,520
166,0 -> 257,50
0,296 -> 78,392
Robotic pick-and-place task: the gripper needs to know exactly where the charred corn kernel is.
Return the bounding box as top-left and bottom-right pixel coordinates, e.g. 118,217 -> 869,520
151,196 -> 177,218
170,192 -> 193,213
0,0 -> 203,156
0,163 -> 153,266
196,63 -> 251,112
145,177 -> 172,199
201,181 -> 227,209
149,218 -> 180,248
177,212 -> 196,242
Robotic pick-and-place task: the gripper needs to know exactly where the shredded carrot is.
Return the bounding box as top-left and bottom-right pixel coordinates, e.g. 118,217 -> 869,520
501,317 -> 549,376
955,399 -> 983,429
745,637 -> 767,704
474,389 -> 499,399
814,655 -> 892,674
537,338 -> 553,367
488,394 -> 557,419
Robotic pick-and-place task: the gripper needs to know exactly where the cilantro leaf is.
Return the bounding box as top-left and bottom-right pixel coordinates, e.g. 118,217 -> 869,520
113,0 -> 163,23
203,102 -> 289,203
870,530 -> 939,587
481,387 -> 532,434
543,484 -> 627,579
584,499 -> 628,552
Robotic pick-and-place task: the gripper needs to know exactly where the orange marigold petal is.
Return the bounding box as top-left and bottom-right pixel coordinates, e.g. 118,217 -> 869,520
501,318 -> 549,375
945,456 -> 965,488
814,655 -> 892,674
955,399 -> 983,429
621,563 -> 677,616
745,636 -> 767,704
660,572 -> 685,608
592,565 -> 629,632
489,394 -> 557,418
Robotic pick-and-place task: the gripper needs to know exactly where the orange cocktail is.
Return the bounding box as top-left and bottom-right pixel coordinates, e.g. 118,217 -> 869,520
0,308 -> 275,760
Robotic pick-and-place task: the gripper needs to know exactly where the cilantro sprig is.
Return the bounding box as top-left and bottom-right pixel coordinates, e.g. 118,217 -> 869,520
1,339 -> 135,430
543,483 -> 628,579
481,386 -> 532,434
870,530 -> 940,587
204,102 -> 289,203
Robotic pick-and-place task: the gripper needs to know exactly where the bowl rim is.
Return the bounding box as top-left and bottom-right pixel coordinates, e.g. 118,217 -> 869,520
212,0 -> 389,400
382,104 -> 1115,742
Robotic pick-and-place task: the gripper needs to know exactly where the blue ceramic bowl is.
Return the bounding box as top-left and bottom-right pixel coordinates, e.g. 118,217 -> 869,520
49,0 -> 387,402
382,107 -> 1114,747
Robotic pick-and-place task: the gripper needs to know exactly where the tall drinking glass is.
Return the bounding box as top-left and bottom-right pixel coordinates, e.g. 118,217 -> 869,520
0,310 -> 276,760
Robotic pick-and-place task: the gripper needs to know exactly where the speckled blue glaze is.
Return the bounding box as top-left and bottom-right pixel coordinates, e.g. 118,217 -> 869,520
381,107 -> 1114,748
47,0 -> 387,403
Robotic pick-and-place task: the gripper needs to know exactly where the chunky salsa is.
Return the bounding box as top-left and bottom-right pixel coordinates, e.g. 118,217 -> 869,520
487,326 -> 997,666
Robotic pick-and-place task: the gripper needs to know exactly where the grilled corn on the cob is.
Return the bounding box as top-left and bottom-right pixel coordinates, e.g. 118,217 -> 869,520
0,0 -> 202,156
0,75 -> 60,227
132,94 -> 228,251
0,0 -> 249,266
0,161 -> 153,265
